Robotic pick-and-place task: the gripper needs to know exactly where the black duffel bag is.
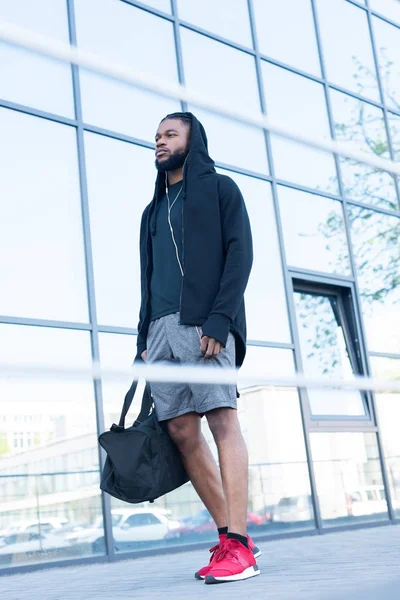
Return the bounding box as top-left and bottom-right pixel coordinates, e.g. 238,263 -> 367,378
99,379 -> 189,503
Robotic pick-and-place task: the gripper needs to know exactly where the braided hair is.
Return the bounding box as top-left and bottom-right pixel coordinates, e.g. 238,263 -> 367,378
160,112 -> 192,130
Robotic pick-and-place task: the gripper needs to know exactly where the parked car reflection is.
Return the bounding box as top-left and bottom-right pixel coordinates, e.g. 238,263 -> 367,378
0,518 -> 69,546
272,495 -> 314,523
65,508 -> 181,552
165,509 -> 262,541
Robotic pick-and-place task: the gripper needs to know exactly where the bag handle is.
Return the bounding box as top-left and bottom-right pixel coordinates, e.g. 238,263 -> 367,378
117,380 -> 153,429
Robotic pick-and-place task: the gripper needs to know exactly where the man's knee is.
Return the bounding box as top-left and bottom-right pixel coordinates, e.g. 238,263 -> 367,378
206,408 -> 239,442
167,413 -> 200,451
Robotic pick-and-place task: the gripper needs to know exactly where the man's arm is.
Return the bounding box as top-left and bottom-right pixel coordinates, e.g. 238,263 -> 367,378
201,176 -> 253,351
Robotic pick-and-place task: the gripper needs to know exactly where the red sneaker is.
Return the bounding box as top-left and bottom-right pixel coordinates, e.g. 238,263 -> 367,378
205,538 -> 261,584
194,535 -> 261,580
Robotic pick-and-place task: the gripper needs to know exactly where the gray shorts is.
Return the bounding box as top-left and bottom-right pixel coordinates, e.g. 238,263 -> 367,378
146,312 -> 237,421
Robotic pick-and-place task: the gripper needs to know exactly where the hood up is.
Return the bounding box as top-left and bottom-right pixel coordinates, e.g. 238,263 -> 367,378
150,112 -> 216,235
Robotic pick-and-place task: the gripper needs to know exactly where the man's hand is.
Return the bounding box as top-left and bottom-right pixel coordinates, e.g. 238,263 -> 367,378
141,350 -> 147,362
200,336 -> 222,358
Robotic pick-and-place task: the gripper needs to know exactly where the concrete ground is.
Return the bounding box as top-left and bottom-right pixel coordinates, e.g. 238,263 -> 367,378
2,524 -> 400,600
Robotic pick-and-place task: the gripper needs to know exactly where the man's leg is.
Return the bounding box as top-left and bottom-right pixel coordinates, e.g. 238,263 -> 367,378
206,407 -> 248,536
167,412 -> 228,528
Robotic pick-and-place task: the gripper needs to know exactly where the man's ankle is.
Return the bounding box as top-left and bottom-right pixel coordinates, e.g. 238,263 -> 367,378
217,526 -> 228,536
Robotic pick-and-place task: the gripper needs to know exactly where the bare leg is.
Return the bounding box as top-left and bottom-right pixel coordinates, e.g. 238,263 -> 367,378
206,408 -> 248,536
167,412 -> 228,529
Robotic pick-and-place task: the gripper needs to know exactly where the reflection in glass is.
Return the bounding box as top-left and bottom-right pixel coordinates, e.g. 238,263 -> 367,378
272,137 -> 338,194
184,349 -> 313,540
0,325 -> 102,568
100,337 -> 313,545
253,0 -> 320,76
217,171 -> 291,343
388,111 -> 400,162
0,109 -> 88,322
192,109 -> 269,174
74,0 -> 180,141
371,357 -> 400,518
0,0 -> 74,116
85,133 -> 155,328
238,350 -> 313,534
262,63 -> 331,141
278,186 -> 351,275
262,63 -> 336,193
177,0 -> 252,47
240,385 -> 313,533
330,90 -> 398,210
316,0 -> 379,102
348,206 -> 400,354
371,17 -> 400,112
181,28 -> 260,116
294,291 -> 366,416
370,0 -> 400,24
99,333 -> 141,431
311,432 -> 387,526
240,346 -> 296,384
142,0 -> 171,13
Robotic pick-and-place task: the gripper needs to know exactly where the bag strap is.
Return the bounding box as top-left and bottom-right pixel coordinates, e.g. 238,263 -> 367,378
118,381 -> 153,428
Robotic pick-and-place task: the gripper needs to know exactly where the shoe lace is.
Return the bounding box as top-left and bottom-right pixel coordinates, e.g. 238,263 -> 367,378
209,542 -> 224,563
214,539 -> 242,563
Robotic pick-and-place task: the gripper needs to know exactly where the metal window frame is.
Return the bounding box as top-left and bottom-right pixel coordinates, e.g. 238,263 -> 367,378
290,276 -> 373,426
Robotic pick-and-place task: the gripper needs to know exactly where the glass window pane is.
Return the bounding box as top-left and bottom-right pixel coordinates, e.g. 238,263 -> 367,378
181,28 -> 260,116
0,325 -> 102,568
74,0 -> 180,141
193,108 -> 269,174
99,332 -> 178,553
178,0 -> 252,47
142,0 -> 171,13
253,0 -> 320,76
370,0 -> 400,24
294,291 -> 366,416
85,133 -> 155,328
311,432 -> 388,526
348,206 -> 400,354
240,346 -> 296,383
371,356 -> 400,518
241,348 -> 313,533
330,89 -> 398,211
0,0 -> 74,116
372,17 -> 400,111
278,187 -> 351,275
223,348 -> 314,535
262,63 -> 337,193
272,137 -> 339,194
316,0 -> 379,102
217,171 -> 291,343
99,333 -> 141,432
0,109 -> 88,322
388,111 -> 400,161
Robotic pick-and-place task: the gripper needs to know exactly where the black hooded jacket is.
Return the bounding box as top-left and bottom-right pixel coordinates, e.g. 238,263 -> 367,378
136,113 -> 253,367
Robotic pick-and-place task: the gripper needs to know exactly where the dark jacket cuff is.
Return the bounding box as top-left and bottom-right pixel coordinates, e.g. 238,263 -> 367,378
136,340 -> 147,360
201,313 -> 231,347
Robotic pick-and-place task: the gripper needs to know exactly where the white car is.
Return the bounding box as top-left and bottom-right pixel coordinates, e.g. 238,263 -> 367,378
0,531 -> 68,555
0,518 -> 68,546
272,495 -> 314,523
65,508 -> 181,551
345,486 -> 388,517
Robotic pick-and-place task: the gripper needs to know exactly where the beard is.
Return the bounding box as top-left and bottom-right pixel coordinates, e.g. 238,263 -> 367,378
155,148 -> 188,172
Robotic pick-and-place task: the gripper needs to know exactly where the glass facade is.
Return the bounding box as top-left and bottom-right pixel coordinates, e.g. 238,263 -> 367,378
0,0 -> 399,571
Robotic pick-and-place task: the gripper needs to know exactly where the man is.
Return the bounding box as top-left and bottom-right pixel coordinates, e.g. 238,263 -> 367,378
136,112 -> 259,584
